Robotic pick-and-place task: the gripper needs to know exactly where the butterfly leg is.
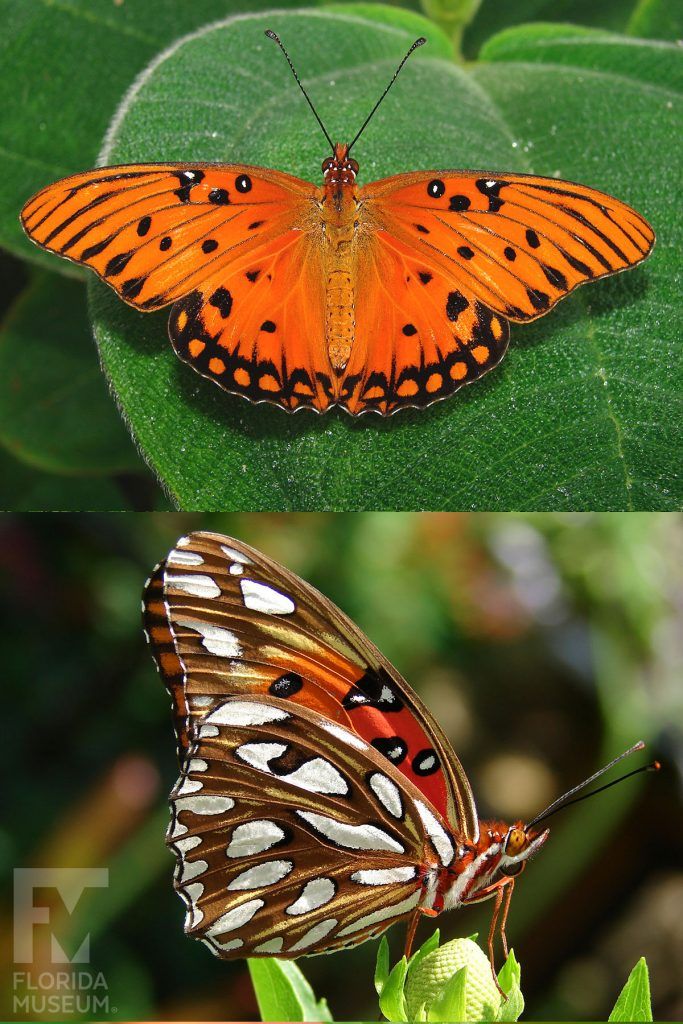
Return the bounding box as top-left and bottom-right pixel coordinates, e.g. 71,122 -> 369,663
404,906 -> 439,959
499,877 -> 515,960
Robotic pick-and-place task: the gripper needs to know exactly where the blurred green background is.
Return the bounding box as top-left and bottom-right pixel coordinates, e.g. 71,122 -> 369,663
1,512 -> 681,1020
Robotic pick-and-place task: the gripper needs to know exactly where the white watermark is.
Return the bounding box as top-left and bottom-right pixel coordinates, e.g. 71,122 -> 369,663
12,868 -> 112,1016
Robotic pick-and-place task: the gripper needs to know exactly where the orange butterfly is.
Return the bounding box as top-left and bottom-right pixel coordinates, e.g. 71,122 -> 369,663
21,32 -> 654,416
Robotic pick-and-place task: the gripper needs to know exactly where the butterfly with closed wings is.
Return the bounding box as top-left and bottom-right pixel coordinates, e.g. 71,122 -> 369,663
143,531 -> 655,974
21,32 -> 654,416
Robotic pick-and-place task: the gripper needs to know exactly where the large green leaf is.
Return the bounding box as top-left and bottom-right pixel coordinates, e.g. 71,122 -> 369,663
608,958 -> 653,1023
462,0 -> 639,58
0,273 -> 141,474
0,0 -> 310,267
247,958 -> 333,1022
90,8 -> 679,510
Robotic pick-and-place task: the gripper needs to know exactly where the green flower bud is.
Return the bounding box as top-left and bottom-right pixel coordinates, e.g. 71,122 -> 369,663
404,937 -> 501,1022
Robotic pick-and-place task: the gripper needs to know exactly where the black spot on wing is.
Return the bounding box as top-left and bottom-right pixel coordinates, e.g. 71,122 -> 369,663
342,667 -> 404,713
371,736 -> 408,765
269,673 -> 303,698
475,178 -> 508,212
446,290 -> 469,321
209,287 -> 232,318
412,748 -> 440,776
449,194 -> 470,212
105,251 -> 133,277
121,276 -> 146,300
542,265 -> 568,289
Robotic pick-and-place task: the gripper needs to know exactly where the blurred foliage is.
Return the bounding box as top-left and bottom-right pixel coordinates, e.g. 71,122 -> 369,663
1,512 -> 681,1021
0,0 -> 681,509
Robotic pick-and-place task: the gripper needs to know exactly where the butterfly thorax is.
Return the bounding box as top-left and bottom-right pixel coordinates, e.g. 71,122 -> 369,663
320,143 -> 361,371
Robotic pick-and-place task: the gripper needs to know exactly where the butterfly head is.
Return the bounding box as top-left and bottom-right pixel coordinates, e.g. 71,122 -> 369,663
322,144 -> 359,186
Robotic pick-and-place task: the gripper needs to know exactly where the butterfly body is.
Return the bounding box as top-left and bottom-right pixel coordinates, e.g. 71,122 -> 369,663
144,531 -> 549,961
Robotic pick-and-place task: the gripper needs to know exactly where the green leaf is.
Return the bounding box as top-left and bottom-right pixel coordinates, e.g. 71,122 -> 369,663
247,958 -> 333,1022
375,934 -> 391,995
463,0 -> 639,58
379,956 -> 409,1022
0,273 -> 141,475
408,928 -> 441,969
495,950 -> 524,1022
479,22 -> 683,91
608,957 -> 653,1022
427,964 -> 467,1022
1,0 -> 312,266
89,9 -> 679,510
628,0 -> 683,41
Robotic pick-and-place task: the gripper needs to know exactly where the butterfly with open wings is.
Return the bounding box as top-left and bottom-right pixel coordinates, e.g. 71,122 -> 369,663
144,531 -> 653,972
21,32 -> 654,416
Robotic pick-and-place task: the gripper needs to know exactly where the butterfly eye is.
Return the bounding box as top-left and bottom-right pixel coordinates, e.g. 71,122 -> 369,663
504,826 -> 527,856
322,157 -> 335,173
348,158 -> 359,176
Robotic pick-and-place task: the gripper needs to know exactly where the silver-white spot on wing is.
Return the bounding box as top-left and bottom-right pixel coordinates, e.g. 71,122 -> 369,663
296,811 -> 404,853
183,881 -> 204,927
350,866 -> 417,885
289,918 -> 338,952
415,800 -> 454,866
165,573 -> 221,599
226,820 -> 286,858
213,937 -> 243,952
205,701 -> 289,727
175,617 -> 242,658
286,878 -> 335,915
176,777 -> 203,796
320,721 -> 369,751
283,758 -> 349,796
175,794 -> 235,816
254,937 -> 284,954
167,549 -> 204,566
228,860 -> 294,890
221,544 -> 252,565
368,772 -> 403,819
236,741 -> 287,772
199,724 -> 219,738
176,535 -> 191,548
178,857 -> 208,883
240,578 -> 295,615
206,898 -> 264,937
187,758 -> 208,772
337,891 -> 420,936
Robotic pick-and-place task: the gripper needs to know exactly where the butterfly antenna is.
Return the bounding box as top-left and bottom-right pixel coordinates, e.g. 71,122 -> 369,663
265,29 -> 335,153
348,36 -> 426,153
526,741 -> 660,831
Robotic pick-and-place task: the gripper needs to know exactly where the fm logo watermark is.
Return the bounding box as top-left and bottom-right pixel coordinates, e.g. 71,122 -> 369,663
13,868 -> 112,1017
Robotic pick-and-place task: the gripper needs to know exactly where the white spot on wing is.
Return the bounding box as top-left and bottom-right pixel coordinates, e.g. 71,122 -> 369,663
286,877 -> 335,915
351,866 -> 417,885
166,573 -> 220,599
221,545 -> 252,564
183,881 -> 204,927
296,811 -> 404,853
175,617 -> 242,658
415,800 -> 454,866
337,891 -> 420,936
214,937 -> 243,952
228,860 -> 294,890
206,701 -> 289,727
240,578 -> 295,615
254,937 -> 284,953
369,772 -> 403,818
175,794 -> 235,815
174,835 -> 201,854
320,721 -> 368,750
167,549 -> 204,566
207,898 -> 264,936
178,857 -> 208,883
289,918 -> 337,952
199,724 -> 219,738
176,535 -> 191,547
226,820 -> 286,858
284,758 -> 349,796
229,563 -> 244,575
236,741 -> 287,772
176,777 -> 203,796
188,758 -> 208,772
